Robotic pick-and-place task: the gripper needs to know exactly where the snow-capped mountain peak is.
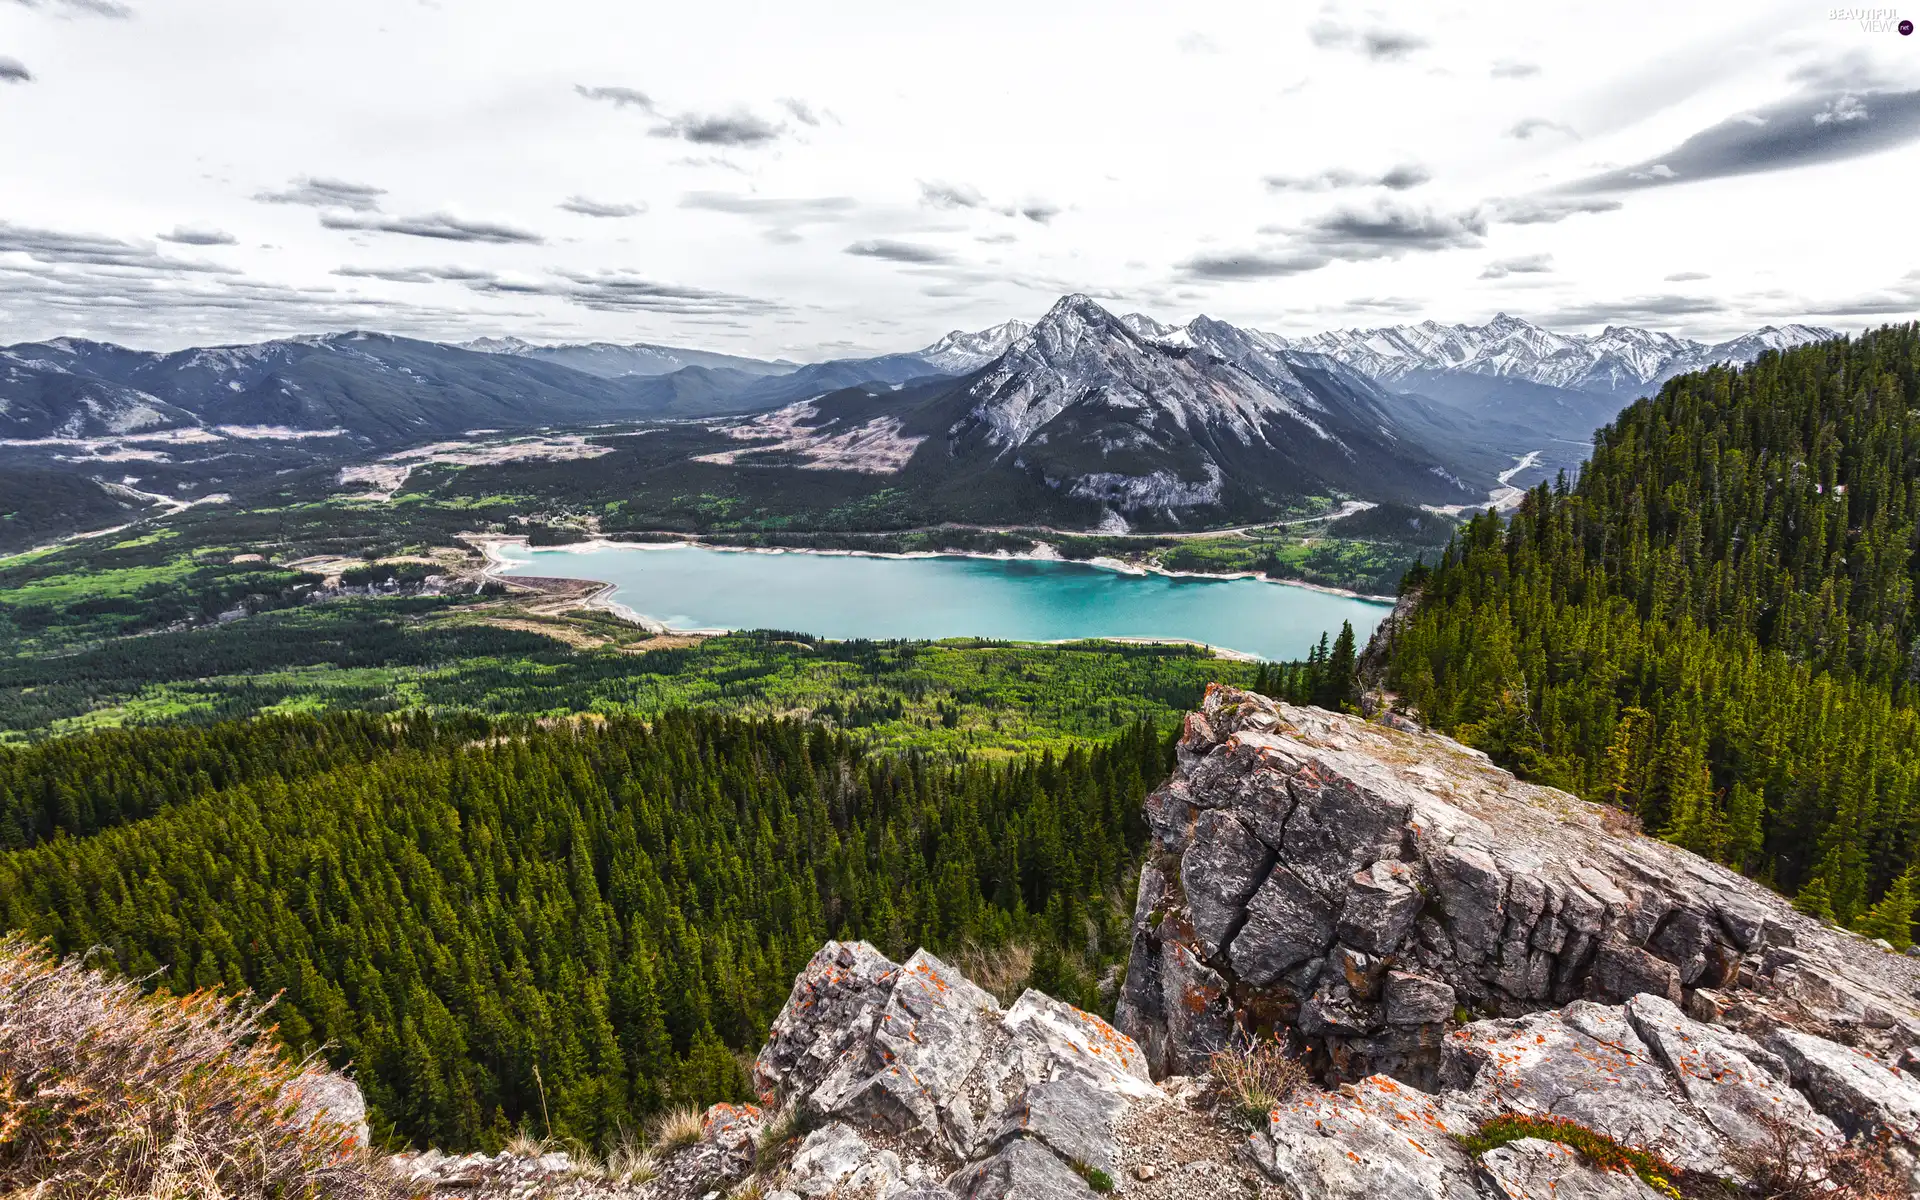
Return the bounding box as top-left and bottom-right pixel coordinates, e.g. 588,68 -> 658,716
916,319 -> 1035,373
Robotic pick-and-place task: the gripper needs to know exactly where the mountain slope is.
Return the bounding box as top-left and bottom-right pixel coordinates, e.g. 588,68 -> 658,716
1384,322 -> 1920,920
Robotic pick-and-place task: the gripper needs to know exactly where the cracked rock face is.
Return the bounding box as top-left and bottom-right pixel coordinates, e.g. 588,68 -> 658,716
1117,688 -> 1920,1091
745,941 -> 1160,1200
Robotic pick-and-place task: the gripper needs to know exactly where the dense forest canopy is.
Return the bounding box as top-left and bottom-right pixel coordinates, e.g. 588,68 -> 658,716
1390,323 -> 1920,929
0,709 -> 1167,1153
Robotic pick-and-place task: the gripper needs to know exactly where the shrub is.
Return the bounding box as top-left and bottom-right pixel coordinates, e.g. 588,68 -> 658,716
1207,1031 -> 1308,1128
1726,1112 -> 1905,1200
0,937 -> 406,1200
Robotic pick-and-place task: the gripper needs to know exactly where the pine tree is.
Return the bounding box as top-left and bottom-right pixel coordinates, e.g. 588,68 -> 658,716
1856,871 -> 1919,950
1793,876 -> 1837,923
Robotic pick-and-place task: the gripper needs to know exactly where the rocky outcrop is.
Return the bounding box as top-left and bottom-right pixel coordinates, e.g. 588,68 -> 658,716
1113,686 -> 1920,1194
749,941 -> 1161,1200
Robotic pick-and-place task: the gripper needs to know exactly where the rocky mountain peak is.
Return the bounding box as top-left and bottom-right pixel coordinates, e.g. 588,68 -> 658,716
917,319 -> 1035,373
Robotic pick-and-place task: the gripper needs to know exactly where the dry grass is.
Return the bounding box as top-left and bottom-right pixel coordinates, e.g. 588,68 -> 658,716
1727,1114 -> 1906,1200
652,1104 -> 706,1152
600,1129 -> 659,1187
1207,1032 -> 1309,1129
952,941 -> 1035,1006
0,937 -> 408,1200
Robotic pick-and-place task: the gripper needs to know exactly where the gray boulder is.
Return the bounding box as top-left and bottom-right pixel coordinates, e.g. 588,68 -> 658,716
950,1138 -> 1096,1200
1476,1138 -> 1667,1200
1255,1074 -> 1482,1199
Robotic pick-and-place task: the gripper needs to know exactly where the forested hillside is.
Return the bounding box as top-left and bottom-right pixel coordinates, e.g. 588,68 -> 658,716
1389,323 -> 1920,928
0,709 -> 1166,1153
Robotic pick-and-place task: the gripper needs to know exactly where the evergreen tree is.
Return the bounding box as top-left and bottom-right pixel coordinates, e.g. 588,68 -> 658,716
1792,877 -> 1837,923
1856,871 -> 1919,950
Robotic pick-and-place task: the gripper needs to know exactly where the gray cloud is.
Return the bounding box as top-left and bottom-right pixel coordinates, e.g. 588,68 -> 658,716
1507,117 -> 1577,140
681,191 -> 855,243
1479,253 -> 1554,279
254,176 -> 387,212
1309,20 -> 1429,61
1664,271 -> 1711,282
681,192 -> 855,218
845,239 -> 953,264
1179,249 -> 1333,279
546,269 -> 780,316
1306,200 -> 1487,251
1565,88 -> 1920,192
8,0 -> 130,15
558,195 -> 645,218
653,110 -> 783,147
1265,163 -> 1429,191
916,180 -> 1059,223
331,261 -> 780,317
574,84 -> 656,111
1534,294 -> 1725,325
1188,188 -> 1614,282
333,264 -> 502,285
1186,199 -> 1484,280
1341,295 -> 1429,314
1485,194 -> 1621,224
577,83 -> 787,147
319,211 -> 545,244
158,225 -> 236,246
0,56 -> 31,83
779,97 -> 822,126
1490,59 -> 1539,79
0,219 -> 229,272
1176,31 -> 1220,54
919,180 -> 987,210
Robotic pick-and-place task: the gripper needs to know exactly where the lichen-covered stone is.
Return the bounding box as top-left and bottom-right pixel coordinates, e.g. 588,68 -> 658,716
1255,1074 -> 1480,1199
1476,1138 -> 1667,1200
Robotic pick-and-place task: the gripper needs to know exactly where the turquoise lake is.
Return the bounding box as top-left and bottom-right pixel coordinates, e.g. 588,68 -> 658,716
492,543 -> 1393,661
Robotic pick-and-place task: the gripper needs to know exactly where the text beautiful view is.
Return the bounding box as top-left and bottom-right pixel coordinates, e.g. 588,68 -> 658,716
4,2 -> 1920,1198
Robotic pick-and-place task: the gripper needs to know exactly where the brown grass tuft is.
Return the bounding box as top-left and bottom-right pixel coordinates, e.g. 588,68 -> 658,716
0,937 -> 409,1200
951,941 -> 1035,1006
1207,1031 -> 1309,1128
652,1104 -> 706,1152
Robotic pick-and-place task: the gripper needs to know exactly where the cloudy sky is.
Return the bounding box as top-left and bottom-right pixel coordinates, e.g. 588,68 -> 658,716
3,0 -> 1917,356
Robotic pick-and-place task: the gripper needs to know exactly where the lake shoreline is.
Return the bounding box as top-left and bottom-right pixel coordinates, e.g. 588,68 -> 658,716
473,533 -> 1398,603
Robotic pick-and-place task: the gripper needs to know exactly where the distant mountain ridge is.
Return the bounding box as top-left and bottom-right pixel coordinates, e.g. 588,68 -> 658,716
461,336 -> 797,380
1274,313 -> 1839,397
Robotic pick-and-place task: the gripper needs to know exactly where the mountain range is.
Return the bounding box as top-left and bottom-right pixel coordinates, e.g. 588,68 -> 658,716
1277,314 -> 1837,396
0,300 -> 1846,544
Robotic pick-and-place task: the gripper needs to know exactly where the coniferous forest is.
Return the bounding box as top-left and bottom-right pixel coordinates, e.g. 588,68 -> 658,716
1389,323 -> 1920,930
0,709 -> 1166,1152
